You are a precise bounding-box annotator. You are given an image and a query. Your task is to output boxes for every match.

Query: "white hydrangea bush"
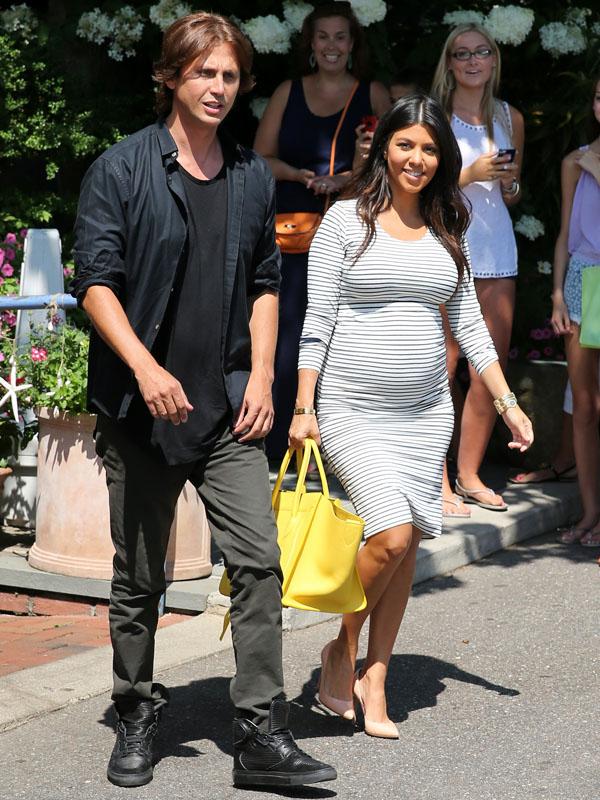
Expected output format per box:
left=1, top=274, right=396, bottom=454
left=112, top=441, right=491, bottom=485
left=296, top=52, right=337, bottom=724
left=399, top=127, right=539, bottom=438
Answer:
left=564, top=7, right=592, bottom=28
left=282, top=1, right=313, bottom=33
left=109, top=7, right=145, bottom=61
left=349, top=0, right=387, bottom=27
left=539, top=21, right=587, bottom=57
left=241, top=15, right=292, bottom=54
left=537, top=260, right=552, bottom=275
left=149, top=0, right=192, bottom=31
left=442, top=10, right=485, bottom=27
left=485, top=6, right=534, bottom=46
left=0, top=3, right=38, bottom=41
left=250, top=96, right=270, bottom=120
left=515, top=215, right=545, bottom=241
left=77, top=6, right=144, bottom=61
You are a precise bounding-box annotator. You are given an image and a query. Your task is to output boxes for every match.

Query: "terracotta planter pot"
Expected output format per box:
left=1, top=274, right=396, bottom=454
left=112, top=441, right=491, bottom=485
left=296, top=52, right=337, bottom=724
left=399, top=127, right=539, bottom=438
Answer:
left=28, top=409, right=212, bottom=580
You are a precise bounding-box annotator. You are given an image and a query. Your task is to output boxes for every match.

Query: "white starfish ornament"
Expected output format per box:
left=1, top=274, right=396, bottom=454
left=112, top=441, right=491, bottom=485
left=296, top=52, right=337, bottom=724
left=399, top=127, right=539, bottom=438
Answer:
left=0, top=361, right=32, bottom=422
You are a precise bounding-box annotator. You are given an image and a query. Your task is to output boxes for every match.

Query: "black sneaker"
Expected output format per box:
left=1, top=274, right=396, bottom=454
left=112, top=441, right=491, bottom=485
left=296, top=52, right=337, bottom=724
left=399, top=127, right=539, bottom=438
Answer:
left=107, top=700, right=160, bottom=788
left=233, top=699, right=337, bottom=787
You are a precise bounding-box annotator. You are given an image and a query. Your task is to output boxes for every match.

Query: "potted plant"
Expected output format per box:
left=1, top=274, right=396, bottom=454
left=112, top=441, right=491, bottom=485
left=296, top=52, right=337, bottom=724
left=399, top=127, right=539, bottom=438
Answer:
left=4, top=300, right=212, bottom=581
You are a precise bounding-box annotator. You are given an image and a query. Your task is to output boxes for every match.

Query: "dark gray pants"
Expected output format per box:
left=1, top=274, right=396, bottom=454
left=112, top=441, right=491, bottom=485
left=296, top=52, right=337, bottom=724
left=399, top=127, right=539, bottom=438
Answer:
left=95, top=415, right=284, bottom=727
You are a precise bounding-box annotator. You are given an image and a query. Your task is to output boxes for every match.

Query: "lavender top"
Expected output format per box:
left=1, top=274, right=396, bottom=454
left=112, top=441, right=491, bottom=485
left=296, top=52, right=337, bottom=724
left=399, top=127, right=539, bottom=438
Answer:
left=568, top=146, right=600, bottom=262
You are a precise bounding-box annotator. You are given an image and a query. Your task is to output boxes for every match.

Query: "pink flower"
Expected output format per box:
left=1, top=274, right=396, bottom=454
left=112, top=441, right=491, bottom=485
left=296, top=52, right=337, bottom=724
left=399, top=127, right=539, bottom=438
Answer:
left=508, top=347, right=519, bottom=360
left=530, top=329, right=544, bottom=341
left=5, top=248, right=15, bottom=261
left=0, top=248, right=4, bottom=265
left=19, top=229, right=27, bottom=239
left=3, top=312, right=16, bottom=327
left=0, top=353, right=4, bottom=362
left=1, top=264, right=14, bottom=277
left=527, top=349, right=541, bottom=360
left=543, top=346, right=554, bottom=356
left=541, top=328, right=553, bottom=340
left=4, top=233, right=16, bottom=244
left=31, top=346, right=48, bottom=362
left=63, top=266, right=73, bottom=277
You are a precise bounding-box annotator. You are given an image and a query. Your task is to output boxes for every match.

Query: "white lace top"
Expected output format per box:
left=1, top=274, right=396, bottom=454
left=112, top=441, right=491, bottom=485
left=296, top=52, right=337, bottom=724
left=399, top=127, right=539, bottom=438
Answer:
left=451, top=102, right=518, bottom=279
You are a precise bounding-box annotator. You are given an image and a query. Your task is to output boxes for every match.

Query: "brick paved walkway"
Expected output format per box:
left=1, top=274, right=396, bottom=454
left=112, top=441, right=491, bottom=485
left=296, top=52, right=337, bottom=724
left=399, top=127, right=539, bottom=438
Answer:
left=0, top=608, right=189, bottom=677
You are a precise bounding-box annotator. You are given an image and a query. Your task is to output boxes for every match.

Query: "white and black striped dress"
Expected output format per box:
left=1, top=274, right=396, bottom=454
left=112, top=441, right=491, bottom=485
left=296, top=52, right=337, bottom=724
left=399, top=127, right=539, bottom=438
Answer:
left=298, top=199, right=498, bottom=539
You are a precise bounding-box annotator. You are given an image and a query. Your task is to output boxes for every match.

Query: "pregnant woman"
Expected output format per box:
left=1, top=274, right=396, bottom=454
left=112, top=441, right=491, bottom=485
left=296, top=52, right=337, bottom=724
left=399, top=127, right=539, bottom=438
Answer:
left=289, top=95, right=532, bottom=737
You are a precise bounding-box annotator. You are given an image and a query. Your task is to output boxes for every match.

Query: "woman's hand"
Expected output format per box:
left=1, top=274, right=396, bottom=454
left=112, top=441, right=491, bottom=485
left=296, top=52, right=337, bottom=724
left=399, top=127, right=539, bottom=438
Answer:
left=295, top=168, right=316, bottom=186
left=464, top=152, right=517, bottom=185
left=503, top=406, right=534, bottom=452
left=289, top=413, right=321, bottom=449
left=354, top=123, right=374, bottom=164
left=551, top=294, right=572, bottom=336
left=575, top=149, right=600, bottom=183
left=306, top=174, right=348, bottom=195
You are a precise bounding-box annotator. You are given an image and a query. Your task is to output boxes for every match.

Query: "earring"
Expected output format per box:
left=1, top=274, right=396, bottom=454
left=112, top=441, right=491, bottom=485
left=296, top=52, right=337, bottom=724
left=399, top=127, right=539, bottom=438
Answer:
left=444, top=69, right=455, bottom=91
left=309, top=52, right=316, bottom=69
left=347, top=52, right=353, bottom=70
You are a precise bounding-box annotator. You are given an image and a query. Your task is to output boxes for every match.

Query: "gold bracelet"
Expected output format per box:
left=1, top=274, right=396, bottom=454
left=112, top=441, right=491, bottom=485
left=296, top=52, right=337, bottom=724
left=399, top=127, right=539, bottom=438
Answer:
left=293, top=407, right=316, bottom=415
left=493, top=392, right=518, bottom=415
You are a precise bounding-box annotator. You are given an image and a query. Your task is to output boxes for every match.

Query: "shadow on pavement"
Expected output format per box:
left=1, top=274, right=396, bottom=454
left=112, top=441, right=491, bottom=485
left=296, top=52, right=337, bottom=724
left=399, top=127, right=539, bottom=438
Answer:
left=291, top=653, right=518, bottom=735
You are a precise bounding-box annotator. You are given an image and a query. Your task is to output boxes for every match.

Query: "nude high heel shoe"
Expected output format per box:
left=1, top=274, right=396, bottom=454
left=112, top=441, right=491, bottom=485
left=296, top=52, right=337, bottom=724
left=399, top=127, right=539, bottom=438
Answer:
left=353, top=672, right=399, bottom=739
left=316, top=641, right=355, bottom=721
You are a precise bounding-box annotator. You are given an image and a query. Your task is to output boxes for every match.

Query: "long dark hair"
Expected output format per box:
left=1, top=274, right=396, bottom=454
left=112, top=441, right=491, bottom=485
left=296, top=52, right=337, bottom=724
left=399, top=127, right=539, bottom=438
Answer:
left=297, top=2, right=368, bottom=79
left=587, top=74, right=600, bottom=141
left=343, top=93, right=471, bottom=279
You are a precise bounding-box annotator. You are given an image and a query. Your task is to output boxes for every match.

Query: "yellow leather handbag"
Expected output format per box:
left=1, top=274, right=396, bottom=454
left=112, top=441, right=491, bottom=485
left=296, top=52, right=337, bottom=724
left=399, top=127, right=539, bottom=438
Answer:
left=218, top=439, right=366, bottom=637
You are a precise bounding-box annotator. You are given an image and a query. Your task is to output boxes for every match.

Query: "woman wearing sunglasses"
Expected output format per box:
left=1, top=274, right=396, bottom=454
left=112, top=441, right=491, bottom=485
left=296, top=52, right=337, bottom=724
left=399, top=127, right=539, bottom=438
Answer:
left=431, top=24, right=524, bottom=517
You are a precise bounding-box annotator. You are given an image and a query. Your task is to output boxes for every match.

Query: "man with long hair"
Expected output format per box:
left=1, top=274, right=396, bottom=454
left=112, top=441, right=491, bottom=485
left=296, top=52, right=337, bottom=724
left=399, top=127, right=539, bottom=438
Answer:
left=72, top=12, right=335, bottom=790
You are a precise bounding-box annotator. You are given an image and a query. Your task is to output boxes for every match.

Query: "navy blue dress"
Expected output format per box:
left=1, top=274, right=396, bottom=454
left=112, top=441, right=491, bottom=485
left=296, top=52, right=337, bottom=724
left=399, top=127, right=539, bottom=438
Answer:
left=266, top=78, right=372, bottom=460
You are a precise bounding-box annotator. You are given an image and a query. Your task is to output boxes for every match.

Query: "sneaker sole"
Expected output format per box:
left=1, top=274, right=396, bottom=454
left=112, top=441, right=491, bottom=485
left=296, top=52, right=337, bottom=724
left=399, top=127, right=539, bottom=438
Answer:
left=233, top=766, right=337, bottom=787
left=107, top=767, right=153, bottom=787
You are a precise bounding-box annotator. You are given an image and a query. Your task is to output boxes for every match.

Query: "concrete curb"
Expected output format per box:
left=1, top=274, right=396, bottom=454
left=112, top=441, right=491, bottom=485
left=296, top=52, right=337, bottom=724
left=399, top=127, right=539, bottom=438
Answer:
left=0, top=479, right=580, bottom=733
left=0, top=613, right=232, bottom=733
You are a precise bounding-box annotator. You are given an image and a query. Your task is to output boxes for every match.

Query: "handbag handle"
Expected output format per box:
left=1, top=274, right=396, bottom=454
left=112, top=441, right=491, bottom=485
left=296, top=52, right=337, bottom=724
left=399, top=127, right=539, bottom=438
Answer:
left=322, top=80, right=359, bottom=214
left=271, top=438, right=330, bottom=515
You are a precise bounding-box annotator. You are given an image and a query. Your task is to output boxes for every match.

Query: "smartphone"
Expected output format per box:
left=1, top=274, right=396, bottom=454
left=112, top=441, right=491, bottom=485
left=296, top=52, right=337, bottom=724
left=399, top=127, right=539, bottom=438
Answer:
left=360, top=115, right=378, bottom=133
left=497, top=147, right=516, bottom=162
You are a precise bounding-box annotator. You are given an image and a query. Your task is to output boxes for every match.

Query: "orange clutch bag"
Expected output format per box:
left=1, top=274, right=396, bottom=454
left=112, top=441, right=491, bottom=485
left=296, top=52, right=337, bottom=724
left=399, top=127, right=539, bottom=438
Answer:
left=275, top=212, right=323, bottom=254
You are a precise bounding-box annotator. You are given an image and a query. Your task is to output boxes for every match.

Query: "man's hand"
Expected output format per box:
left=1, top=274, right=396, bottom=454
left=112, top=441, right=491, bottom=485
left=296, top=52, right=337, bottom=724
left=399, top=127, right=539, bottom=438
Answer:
left=135, top=360, right=193, bottom=425
left=233, top=368, right=274, bottom=442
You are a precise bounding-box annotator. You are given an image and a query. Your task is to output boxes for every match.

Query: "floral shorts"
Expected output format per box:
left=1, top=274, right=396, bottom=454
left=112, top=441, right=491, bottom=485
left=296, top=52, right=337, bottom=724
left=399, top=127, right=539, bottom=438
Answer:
left=564, top=253, right=597, bottom=324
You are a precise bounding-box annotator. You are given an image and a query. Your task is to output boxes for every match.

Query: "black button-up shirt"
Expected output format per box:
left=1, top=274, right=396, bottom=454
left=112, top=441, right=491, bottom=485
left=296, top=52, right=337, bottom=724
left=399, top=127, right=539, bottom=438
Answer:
left=71, top=120, right=281, bottom=422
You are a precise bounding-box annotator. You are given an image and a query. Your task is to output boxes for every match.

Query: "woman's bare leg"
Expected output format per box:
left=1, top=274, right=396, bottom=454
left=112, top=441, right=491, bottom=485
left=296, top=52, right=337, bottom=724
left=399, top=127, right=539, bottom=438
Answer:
left=321, top=523, right=415, bottom=703
left=441, top=307, right=469, bottom=516
left=565, top=328, right=600, bottom=533
left=358, top=527, right=421, bottom=723
left=457, top=278, right=515, bottom=505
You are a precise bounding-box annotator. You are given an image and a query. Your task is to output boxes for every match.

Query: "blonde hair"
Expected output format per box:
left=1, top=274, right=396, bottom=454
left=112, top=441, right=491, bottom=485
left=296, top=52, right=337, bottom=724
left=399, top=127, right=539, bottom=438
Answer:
left=431, top=23, right=507, bottom=145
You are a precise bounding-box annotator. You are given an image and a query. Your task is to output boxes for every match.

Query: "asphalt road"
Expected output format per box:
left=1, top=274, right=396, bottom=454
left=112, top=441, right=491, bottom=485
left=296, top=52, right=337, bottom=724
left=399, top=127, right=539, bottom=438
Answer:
left=2, top=532, right=599, bottom=800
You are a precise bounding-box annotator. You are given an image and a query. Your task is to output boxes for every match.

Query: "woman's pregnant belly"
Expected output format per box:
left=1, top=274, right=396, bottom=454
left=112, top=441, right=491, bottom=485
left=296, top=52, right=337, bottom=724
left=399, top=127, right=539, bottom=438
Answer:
left=318, top=302, right=449, bottom=412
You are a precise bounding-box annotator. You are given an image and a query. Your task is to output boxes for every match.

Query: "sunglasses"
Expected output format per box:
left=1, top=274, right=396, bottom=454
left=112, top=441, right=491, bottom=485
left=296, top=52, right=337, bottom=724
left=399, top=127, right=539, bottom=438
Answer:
left=451, top=47, right=493, bottom=61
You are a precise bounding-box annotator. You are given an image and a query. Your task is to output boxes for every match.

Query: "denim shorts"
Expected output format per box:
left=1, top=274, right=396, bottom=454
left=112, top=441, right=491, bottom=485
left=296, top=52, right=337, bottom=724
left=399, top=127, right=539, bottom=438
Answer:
left=564, top=253, right=598, bottom=324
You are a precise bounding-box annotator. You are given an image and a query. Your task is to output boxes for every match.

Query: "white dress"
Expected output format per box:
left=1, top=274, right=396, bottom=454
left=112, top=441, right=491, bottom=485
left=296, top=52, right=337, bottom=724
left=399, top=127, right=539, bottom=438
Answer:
left=298, top=200, right=498, bottom=539
left=451, top=102, right=518, bottom=278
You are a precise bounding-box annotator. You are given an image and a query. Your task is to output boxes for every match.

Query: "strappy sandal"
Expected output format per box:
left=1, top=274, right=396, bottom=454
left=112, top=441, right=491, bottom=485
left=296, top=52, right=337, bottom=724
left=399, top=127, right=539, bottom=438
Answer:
left=455, top=479, right=508, bottom=512
left=442, top=495, right=471, bottom=519
left=580, top=529, right=600, bottom=548
left=558, top=526, right=590, bottom=544
left=508, top=463, right=577, bottom=484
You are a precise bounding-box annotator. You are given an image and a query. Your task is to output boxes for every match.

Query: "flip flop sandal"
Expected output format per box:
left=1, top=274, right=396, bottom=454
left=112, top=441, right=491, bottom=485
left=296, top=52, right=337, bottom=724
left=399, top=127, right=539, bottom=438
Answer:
left=508, top=463, right=577, bottom=484
left=442, top=495, right=472, bottom=519
left=558, top=526, right=590, bottom=544
left=455, top=479, right=508, bottom=512
left=580, top=530, right=600, bottom=548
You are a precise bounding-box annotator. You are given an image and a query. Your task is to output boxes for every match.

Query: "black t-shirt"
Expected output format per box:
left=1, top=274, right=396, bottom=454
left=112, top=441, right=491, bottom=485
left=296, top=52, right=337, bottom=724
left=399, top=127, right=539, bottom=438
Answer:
left=128, top=161, right=230, bottom=465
